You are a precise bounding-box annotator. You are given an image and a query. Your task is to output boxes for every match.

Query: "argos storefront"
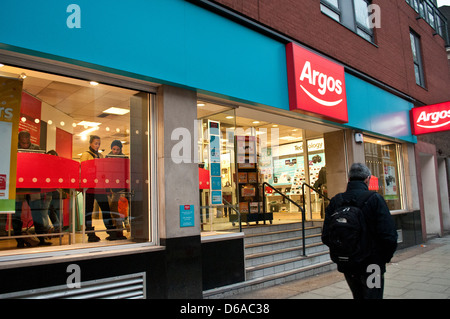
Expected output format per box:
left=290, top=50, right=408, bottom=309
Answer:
left=0, top=0, right=425, bottom=298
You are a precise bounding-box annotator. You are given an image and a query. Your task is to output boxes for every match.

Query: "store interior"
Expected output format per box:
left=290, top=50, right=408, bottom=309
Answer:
left=197, top=101, right=339, bottom=233
left=0, top=65, right=147, bottom=252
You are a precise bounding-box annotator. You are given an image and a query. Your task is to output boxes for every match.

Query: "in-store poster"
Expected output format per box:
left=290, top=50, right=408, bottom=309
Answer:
left=0, top=77, right=23, bottom=213
left=208, top=120, right=222, bottom=205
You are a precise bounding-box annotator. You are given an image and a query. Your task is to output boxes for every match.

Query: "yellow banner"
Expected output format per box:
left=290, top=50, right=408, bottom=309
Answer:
left=0, top=77, right=23, bottom=213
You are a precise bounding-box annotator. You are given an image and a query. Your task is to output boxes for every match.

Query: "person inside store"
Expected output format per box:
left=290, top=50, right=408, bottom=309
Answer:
left=14, top=130, right=52, bottom=247
left=322, top=163, right=398, bottom=299
left=18, top=130, right=40, bottom=150
left=106, top=139, right=127, bottom=158
left=105, top=140, right=128, bottom=238
left=42, top=150, right=64, bottom=236
left=313, top=166, right=328, bottom=218
left=80, top=135, right=125, bottom=242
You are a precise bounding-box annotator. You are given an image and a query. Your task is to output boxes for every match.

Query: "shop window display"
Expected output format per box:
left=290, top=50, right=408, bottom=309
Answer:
left=197, top=101, right=328, bottom=232
left=0, top=65, right=151, bottom=252
left=364, top=136, right=403, bottom=211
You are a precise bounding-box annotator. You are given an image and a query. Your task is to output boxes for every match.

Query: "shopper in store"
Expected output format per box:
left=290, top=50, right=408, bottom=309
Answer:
left=105, top=140, right=128, bottom=239
left=321, top=163, right=398, bottom=299
left=42, top=150, right=65, bottom=236
left=18, top=130, right=40, bottom=150
left=313, top=166, right=328, bottom=218
left=80, top=135, right=124, bottom=242
left=14, top=131, right=52, bottom=247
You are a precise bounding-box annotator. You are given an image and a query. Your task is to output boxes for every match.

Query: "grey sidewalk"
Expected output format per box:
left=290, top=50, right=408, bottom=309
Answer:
left=229, top=235, right=450, bottom=299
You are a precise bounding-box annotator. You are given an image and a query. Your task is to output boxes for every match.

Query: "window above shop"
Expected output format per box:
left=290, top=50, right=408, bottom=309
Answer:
left=405, top=0, right=448, bottom=42
left=320, top=0, right=375, bottom=43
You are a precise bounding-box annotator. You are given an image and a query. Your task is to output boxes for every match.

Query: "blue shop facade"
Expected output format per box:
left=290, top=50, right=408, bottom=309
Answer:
left=0, top=0, right=426, bottom=298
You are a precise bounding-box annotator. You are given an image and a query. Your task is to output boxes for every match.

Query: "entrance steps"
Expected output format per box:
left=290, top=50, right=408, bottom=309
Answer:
left=203, top=221, right=335, bottom=299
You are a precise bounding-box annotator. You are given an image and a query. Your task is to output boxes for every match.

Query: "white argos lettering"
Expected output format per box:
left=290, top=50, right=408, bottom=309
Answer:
left=416, top=110, right=450, bottom=128
left=299, top=61, right=343, bottom=96
left=0, top=107, right=13, bottom=120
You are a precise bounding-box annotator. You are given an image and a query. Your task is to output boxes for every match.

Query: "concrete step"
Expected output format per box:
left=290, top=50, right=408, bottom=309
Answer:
left=245, top=241, right=327, bottom=267
left=241, top=221, right=320, bottom=236
left=202, top=220, right=333, bottom=299
left=203, top=259, right=336, bottom=299
left=244, top=226, right=322, bottom=246
left=246, top=250, right=331, bottom=280
left=244, top=232, right=323, bottom=256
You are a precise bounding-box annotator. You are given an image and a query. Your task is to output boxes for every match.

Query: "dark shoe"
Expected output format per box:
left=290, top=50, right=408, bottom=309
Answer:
left=16, top=239, right=26, bottom=248
left=87, top=233, right=101, bottom=242
left=106, top=231, right=126, bottom=241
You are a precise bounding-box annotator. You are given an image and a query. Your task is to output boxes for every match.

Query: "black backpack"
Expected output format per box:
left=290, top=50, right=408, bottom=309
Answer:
left=324, top=191, right=375, bottom=270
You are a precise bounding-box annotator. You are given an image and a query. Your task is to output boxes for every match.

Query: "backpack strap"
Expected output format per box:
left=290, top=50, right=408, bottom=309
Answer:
left=334, top=191, right=375, bottom=209
left=355, top=191, right=376, bottom=209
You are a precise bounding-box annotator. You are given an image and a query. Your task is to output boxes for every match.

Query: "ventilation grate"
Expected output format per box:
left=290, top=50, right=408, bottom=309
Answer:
left=0, top=272, right=146, bottom=299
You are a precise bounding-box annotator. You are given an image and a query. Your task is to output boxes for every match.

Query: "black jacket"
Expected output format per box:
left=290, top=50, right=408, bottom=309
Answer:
left=322, top=180, right=398, bottom=273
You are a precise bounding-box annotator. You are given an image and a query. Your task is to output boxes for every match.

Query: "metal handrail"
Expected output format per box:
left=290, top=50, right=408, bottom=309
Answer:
left=223, top=197, right=242, bottom=232
left=262, top=182, right=307, bottom=256
left=301, top=183, right=330, bottom=221
left=199, top=199, right=242, bottom=233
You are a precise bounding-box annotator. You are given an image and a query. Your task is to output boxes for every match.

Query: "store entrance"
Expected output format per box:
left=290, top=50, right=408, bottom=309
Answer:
left=197, top=101, right=340, bottom=233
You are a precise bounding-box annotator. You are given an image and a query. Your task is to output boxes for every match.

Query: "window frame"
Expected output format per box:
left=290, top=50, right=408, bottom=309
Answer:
left=320, top=0, right=375, bottom=43
left=0, top=50, right=160, bottom=261
left=409, top=30, right=426, bottom=88
left=363, top=136, right=407, bottom=213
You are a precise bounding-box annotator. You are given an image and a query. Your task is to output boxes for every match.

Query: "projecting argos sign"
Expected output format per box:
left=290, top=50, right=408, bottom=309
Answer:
left=286, top=43, right=348, bottom=123
left=411, top=101, right=450, bottom=135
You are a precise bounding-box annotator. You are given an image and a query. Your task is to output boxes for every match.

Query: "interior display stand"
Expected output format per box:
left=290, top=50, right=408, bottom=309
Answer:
left=235, top=136, right=273, bottom=225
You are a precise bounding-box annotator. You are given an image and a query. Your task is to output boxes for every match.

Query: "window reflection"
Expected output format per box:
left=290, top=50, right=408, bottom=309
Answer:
left=0, top=65, right=150, bottom=251
left=364, top=136, right=403, bottom=211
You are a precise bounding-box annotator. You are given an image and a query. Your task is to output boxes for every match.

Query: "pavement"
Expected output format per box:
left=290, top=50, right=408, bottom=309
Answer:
left=229, top=234, right=450, bottom=299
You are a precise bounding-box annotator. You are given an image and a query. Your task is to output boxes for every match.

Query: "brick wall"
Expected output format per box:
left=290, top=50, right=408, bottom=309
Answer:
left=212, top=0, right=450, bottom=106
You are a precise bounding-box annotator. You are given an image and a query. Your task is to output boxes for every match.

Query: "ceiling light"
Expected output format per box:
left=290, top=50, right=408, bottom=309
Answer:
left=197, top=103, right=205, bottom=107
left=226, top=116, right=234, bottom=119
left=90, top=81, right=99, bottom=86
left=279, top=136, right=298, bottom=140
left=253, top=121, right=260, bottom=124
left=77, top=121, right=101, bottom=127
left=0, top=64, right=4, bottom=68
left=102, top=107, right=130, bottom=115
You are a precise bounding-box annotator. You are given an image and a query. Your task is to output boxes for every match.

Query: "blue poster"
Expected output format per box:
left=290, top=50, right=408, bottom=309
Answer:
left=210, top=135, right=220, bottom=163
left=210, top=162, right=221, bottom=177
left=180, top=205, right=195, bottom=227
left=211, top=191, right=223, bottom=205
left=211, top=176, right=222, bottom=190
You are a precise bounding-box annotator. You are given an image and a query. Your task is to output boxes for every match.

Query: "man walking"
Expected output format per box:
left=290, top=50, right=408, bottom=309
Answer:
left=322, top=163, right=398, bottom=299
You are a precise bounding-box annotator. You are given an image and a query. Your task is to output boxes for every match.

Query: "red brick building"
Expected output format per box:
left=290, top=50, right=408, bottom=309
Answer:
left=206, top=0, right=450, bottom=236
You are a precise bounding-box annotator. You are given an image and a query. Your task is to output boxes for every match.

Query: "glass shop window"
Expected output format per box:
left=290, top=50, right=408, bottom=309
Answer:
left=0, top=65, right=151, bottom=253
left=364, top=136, right=404, bottom=211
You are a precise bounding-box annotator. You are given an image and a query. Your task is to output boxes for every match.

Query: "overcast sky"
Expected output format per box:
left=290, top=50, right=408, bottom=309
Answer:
left=437, top=0, right=450, bottom=6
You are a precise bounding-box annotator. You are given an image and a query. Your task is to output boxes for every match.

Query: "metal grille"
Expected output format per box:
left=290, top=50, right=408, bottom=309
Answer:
left=0, top=272, right=146, bottom=299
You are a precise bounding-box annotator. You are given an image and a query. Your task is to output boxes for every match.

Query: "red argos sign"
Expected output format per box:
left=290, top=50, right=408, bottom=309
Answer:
left=411, top=101, right=450, bottom=135
left=286, top=43, right=348, bottom=123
